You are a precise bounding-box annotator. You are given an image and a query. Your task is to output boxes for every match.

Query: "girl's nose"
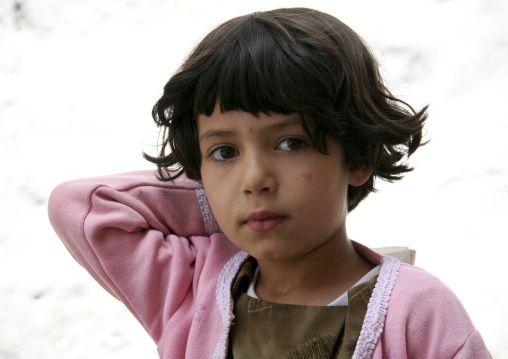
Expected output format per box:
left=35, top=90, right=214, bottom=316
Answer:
left=240, top=153, right=277, bottom=195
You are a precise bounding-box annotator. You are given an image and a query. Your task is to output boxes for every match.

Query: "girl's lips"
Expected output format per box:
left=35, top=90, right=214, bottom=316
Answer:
left=244, top=211, right=288, bottom=232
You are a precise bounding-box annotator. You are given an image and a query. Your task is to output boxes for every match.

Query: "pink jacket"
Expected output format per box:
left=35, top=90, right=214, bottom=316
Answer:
left=48, top=170, right=490, bottom=358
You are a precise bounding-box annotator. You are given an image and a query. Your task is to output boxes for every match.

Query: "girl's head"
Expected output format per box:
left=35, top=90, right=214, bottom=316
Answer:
left=145, top=7, right=427, bottom=211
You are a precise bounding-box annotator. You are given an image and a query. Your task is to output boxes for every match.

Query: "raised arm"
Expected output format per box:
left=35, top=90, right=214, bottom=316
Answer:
left=47, top=170, right=221, bottom=342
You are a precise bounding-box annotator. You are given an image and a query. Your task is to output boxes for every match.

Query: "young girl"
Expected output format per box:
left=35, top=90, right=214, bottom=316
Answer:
left=48, top=7, right=490, bottom=358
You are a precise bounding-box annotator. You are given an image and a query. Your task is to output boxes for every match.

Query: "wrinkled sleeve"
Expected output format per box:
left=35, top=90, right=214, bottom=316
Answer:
left=48, top=170, right=215, bottom=342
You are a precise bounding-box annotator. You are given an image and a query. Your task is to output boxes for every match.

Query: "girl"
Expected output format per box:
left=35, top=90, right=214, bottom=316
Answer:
left=48, top=7, right=490, bottom=358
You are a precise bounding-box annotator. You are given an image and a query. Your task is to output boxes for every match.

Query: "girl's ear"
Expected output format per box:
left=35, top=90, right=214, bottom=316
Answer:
left=348, top=167, right=372, bottom=187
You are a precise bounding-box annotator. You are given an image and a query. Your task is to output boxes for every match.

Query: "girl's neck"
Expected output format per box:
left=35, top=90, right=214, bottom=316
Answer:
left=254, top=238, right=374, bottom=306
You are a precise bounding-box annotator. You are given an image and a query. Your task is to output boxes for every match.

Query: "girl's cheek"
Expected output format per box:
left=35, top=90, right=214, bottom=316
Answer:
left=300, top=172, right=312, bottom=180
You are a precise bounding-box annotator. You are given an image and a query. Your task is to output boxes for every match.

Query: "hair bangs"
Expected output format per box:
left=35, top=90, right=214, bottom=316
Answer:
left=193, top=17, right=317, bottom=117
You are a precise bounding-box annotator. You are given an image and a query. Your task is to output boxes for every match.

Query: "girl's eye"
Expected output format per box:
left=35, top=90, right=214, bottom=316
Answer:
left=210, top=146, right=239, bottom=161
left=277, top=138, right=304, bottom=151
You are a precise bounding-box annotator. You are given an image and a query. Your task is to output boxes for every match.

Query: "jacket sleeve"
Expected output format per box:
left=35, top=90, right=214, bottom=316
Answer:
left=47, top=170, right=218, bottom=343
left=452, top=330, right=492, bottom=359
left=374, top=263, right=491, bottom=359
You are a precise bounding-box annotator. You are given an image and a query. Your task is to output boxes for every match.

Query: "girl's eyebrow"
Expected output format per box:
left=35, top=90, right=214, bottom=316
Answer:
left=199, top=129, right=234, bottom=142
left=268, top=117, right=302, bottom=129
left=199, top=117, right=302, bottom=142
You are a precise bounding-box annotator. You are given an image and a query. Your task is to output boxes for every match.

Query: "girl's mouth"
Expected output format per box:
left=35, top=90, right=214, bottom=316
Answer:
left=244, top=211, right=288, bottom=232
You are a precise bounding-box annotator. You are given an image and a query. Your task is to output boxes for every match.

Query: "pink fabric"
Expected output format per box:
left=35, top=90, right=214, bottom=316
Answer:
left=48, top=170, right=491, bottom=358
left=353, top=255, right=400, bottom=359
left=48, top=171, right=242, bottom=358
left=372, top=264, right=491, bottom=359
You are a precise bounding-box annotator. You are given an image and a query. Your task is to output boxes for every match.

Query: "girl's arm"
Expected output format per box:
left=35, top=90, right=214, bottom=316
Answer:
left=48, top=170, right=218, bottom=343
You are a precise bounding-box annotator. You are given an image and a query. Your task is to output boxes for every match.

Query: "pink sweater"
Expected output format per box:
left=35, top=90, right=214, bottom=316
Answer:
left=48, top=170, right=490, bottom=358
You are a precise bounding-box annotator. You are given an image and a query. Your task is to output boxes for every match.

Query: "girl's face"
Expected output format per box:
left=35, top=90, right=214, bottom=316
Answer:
left=198, top=107, right=367, bottom=263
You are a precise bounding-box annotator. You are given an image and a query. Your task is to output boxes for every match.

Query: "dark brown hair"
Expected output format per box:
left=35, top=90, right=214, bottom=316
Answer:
left=144, top=7, right=427, bottom=211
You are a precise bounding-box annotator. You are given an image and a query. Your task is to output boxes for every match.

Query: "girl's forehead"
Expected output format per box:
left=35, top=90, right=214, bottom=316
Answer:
left=197, top=111, right=304, bottom=139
